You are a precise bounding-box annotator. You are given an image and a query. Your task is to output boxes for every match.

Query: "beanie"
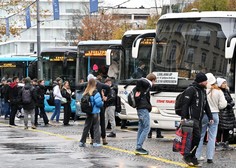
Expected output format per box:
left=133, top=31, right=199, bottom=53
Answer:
left=93, top=64, right=98, bottom=71
left=216, top=77, right=226, bottom=87
left=87, top=74, right=96, bottom=82
left=195, top=72, right=207, bottom=83
left=205, top=73, right=216, bottom=85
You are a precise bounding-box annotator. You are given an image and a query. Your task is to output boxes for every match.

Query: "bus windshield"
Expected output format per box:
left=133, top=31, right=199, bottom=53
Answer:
left=135, top=18, right=234, bottom=91
left=41, top=47, right=77, bottom=87
left=76, top=40, right=121, bottom=84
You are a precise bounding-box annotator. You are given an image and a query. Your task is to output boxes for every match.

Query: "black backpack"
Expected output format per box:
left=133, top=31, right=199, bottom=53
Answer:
left=81, top=93, right=93, bottom=114
left=47, top=90, right=55, bottom=106
left=175, top=87, right=196, bottom=116
left=127, top=87, right=137, bottom=108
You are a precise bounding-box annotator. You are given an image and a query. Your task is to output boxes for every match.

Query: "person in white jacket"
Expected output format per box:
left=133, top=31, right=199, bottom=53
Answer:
left=196, top=73, right=227, bottom=164
left=50, top=77, right=63, bottom=123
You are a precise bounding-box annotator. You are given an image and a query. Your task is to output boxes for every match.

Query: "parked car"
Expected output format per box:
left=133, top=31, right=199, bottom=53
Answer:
left=44, top=94, right=76, bottom=113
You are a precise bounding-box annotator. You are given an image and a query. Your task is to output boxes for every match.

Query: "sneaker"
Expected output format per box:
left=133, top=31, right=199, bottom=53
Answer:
left=182, top=156, right=194, bottom=166
left=31, top=125, right=36, bottom=129
left=79, top=142, right=86, bottom=147
left=121, top=126, right=127, bottom=129
left=207, top=159, right=213, bottom=163
left=24, top=126, right=28, bottom=130
left=93, top=143, right=102, bottom=147
left=107, top=132, right=116, bottom=138
left=135, top=148, right=149, bottom=155
left=191, top=157, right=199, bottom=166
left=222, top=141, right=234, bottom=151
left=198, top=156, right=205, bottom=161
left=148, top=134, right=152, bottom=138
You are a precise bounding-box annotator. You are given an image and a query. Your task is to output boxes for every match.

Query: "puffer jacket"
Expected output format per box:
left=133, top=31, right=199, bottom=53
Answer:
left=219, top=88, right=236, bottom=130
left=90, top=90, right=103, bottom=114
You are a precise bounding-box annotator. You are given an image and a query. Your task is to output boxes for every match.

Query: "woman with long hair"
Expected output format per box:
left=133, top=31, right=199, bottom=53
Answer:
left=61, top=81, right=72, bottom=126
left=79, top=78, right=103, bottom=147
left=196, top=73, right=227, bottom=164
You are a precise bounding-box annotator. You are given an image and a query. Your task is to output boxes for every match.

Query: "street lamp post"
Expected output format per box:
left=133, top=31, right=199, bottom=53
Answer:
left=37, top=0, right=43, bottom=79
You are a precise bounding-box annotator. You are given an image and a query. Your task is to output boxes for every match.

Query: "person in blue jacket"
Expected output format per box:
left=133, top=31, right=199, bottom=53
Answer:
left=79, top=78, right=104, bottom=147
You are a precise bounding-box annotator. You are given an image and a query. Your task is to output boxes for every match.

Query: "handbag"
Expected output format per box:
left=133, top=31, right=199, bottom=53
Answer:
left=173, top=119, right=194, bottom=155
left=60, top=97, right=67, bottom=104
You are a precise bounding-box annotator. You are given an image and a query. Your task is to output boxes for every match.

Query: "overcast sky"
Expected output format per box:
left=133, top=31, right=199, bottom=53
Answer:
left=100, top=0, right=173, bottom=8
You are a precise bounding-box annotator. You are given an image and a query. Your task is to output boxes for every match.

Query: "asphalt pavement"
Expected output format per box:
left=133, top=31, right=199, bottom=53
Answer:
left=0, top=113, right=236, bottom=168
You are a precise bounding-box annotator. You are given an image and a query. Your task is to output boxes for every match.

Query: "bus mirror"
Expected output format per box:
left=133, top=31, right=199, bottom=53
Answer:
left=225, top=37, right=236, bottom=59
left=106, top=49, right=112, bottom=65
left=132, top=38, right=142, bottom=58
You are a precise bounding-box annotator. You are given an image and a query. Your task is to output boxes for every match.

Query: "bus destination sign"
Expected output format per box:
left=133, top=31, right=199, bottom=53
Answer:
left=84, top=50, right=106, bottom=57
left=0, top=63, right=16, bottom=68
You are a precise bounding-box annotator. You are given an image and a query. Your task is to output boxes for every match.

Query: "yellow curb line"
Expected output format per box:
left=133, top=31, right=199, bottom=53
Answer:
left=1, top=122, right=188, bottom=167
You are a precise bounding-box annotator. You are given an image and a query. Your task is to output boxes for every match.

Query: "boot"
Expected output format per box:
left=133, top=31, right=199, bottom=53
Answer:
left=102, top=138, right=108, bottom=145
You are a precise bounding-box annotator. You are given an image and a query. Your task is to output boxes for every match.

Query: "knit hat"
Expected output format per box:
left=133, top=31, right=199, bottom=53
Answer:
left=195, top=72, right=207, bottom=83
left=216, top=77, right=226, bottom=87
left=93, top=64, right=98, bottom=71
left=205, top=73, right=216, bottom=85
left=87, top=74, right=96, bottom=81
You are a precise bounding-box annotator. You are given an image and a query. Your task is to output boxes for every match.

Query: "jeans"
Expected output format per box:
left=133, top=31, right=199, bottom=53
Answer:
left=3, top=101, right=10, bottom=118
left=136, top=109, right=150, bottom=149
left=196, top=113, right=219, bottom=160
left=50, top=99, right=61, bottom=122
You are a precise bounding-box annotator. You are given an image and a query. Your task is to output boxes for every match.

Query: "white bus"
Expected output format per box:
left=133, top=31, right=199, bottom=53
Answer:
left=108, top=12, right=236, bottom=133
left=76, top=40, right=121, bottom=84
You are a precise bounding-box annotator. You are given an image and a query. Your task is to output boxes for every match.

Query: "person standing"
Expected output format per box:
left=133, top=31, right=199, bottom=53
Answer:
left=8, top=76, right=21, bottom=126
left=195, top=73, right=227, bottom=164
left=181, top=72, right=213, bottom=166
left=35, top=80, right=50, bottom=126
left=87, top=74, right=110, bottom=145
left=2, top=78, right=11, bottom=119
left=132, top=61, right=147, bottom=79
left=50, top=77, right=63, bottom=123
left=216, top=77, right=236, bottom=150
left=134, top=73, right=156, bottom=155
left=79, top=78, right=103, bottom=147
left=19, top=77, right=38, bottom=129
left=103, top=78, right=117, bottom=138
left=61, top=81, right=72, bottom=126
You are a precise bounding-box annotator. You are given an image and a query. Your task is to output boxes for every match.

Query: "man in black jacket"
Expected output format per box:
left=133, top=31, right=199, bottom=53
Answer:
left=181, top=72, right=213, bottom=166
left=134, top=73, right=156, bottom=155
left=8, top=76, right=21, bottom=126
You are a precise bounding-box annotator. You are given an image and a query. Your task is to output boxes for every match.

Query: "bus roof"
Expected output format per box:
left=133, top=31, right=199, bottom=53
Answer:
left=160, top=11, right=236, bottom=20
left=78, top=40, right=121, bottom=46
left=41, top=46, right=77, bottom=53
left=0, top=56, right=37, bottom=62
left=123, top=29, right=155, bottom=36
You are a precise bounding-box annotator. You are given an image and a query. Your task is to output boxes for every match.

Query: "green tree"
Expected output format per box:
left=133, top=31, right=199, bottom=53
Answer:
left=199, top=0, right=227, bottom=11
left=146, top=15, right=160, bottom=29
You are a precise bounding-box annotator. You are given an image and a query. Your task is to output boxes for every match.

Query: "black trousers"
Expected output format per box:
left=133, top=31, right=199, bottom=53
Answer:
left=35, top=106, right=49, bottom=125
left=90, top=106, right=106, bottom=139
left=9, top=104, right=18, bottom=125
left=63, top=103, right=71, bottom=125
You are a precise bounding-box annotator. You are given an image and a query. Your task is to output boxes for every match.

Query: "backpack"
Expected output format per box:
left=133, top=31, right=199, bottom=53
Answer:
left=22, top=87, right=32, bottom=104
left=175, top=86, right=196, bottom=116
left=80, top=93, right=93, bottom=114
left=47, top=90, right=55, bottom=106
left=127, top=87, right=137, bottom=108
